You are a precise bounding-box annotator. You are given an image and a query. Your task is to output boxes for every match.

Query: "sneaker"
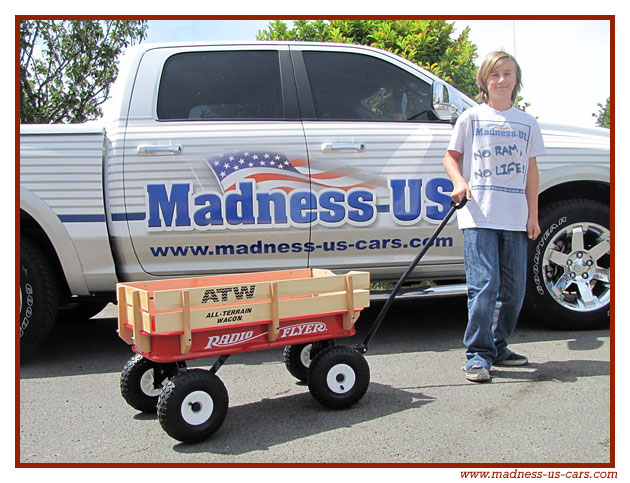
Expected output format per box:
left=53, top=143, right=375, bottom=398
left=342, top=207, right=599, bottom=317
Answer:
left=463, top=365, right=491, bottom=382
left=494, top=352, right=528, bottom=366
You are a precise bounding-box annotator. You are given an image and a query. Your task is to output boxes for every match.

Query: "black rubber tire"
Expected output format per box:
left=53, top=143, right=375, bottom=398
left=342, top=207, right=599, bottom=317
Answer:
left=157, top=369, right=228, bottom=443
left=525, top=199, right=610, bottom=330
left=307, top=345, right=370, bottom=409
left=283, top=343, right=313, bottom=382
left=19, top=237, right=59, bottom=360
left=120, top=354, right=181, bottom=412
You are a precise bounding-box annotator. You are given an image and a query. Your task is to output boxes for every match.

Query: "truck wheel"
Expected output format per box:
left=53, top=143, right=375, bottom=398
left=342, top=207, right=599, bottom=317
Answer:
left=19, top=237, right=59, bottom=359
left=307, top=346, right=370, bottom=409
left=120, top=354, right=182, bottom=412
left=525, top=199, right=610, bottom=330
left=283, top=343, right=313, bottom=382
left=157, top=369, right=228, bottom=443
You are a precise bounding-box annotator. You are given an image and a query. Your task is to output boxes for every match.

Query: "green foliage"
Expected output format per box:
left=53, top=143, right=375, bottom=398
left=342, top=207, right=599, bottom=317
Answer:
left=593, top=97, right=610, bottom=128
left=513, top=95, right=531, bottom=112
left=257, top=19, right=479, bottom=99
left=20, top=20, right=148, bottom=124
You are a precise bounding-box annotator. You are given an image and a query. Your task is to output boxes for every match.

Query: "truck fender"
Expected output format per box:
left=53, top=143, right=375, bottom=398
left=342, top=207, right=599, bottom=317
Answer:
left=20, top=186, right=90, bottom=295
left=539, top=164, right=610, bottom=193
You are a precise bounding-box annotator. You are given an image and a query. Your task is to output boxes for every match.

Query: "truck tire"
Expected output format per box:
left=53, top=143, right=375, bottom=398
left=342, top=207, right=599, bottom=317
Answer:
left=525, top=199, right=610, bottom=330
left=19, top=237, right=59, bottom=359
left=307, top=345, right=370, bottom=409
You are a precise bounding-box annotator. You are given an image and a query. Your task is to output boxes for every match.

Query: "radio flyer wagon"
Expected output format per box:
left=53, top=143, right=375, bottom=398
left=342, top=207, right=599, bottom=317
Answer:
left=117, top=268, right=371, bottom=442
left=117, top=200, right=465, bottom=443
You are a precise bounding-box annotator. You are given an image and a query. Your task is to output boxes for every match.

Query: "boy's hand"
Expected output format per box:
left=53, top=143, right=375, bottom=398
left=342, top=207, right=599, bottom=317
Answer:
left=527, top=216, right=541, bottom=240
left=451, top=181, right=471, bottom=204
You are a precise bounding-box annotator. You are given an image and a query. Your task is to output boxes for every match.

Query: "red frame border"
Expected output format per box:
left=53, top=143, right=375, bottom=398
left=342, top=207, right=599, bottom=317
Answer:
left=15, top=15, right=615, bottom=469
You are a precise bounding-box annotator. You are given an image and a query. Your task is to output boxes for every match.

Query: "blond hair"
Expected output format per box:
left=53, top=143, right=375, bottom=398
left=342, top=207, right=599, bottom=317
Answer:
left=476, top=51, right=522, bottom=105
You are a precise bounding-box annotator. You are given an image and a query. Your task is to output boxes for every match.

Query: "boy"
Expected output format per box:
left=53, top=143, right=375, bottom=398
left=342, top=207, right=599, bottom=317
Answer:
left=443, top=51, right=546, bottom=382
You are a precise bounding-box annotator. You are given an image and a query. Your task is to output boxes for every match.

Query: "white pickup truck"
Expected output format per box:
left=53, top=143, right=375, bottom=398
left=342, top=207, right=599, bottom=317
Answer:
left=19, top=41, right=610, bottom=358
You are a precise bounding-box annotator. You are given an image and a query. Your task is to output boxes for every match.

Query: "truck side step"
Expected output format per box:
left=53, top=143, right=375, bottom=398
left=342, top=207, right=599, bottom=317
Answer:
left=370, top=283, right=468, bottom=301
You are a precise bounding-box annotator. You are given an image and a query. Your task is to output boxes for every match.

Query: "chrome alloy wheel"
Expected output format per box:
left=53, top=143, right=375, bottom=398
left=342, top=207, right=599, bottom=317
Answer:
left=542, top=221, right=610, bottom=312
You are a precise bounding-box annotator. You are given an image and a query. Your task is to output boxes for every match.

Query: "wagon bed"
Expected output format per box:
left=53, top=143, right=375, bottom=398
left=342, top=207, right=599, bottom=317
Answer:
left=117, top=268, right=370, bottom=362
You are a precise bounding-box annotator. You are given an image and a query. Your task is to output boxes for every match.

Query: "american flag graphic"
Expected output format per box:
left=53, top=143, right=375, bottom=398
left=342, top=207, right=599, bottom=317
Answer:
left=207, top=151, right=378, bottom=194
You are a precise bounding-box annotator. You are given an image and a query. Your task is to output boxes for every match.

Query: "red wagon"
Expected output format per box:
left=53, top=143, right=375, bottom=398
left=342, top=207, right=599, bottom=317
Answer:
left=117, top=268, right=371, bottom=443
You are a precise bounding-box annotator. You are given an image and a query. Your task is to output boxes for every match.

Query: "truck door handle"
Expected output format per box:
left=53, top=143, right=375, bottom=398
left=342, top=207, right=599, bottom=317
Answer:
left=137, top=144, right=183, bottom=155
left=321, top=143, right=365, bottom=152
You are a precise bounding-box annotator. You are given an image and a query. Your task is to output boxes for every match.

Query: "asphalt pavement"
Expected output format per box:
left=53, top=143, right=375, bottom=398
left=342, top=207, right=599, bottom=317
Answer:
left=18, top=297, right=611, bottom=465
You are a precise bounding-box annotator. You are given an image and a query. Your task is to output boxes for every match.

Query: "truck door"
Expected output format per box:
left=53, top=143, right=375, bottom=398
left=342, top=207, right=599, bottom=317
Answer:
left=122, top=46, right=311, bottom=277
left=291, top=46, right=464, bottom=280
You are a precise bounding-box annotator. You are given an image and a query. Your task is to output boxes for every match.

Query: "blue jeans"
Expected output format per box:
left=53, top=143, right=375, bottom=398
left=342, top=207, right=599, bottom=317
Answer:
left=463, top=228, right=528, bottom=370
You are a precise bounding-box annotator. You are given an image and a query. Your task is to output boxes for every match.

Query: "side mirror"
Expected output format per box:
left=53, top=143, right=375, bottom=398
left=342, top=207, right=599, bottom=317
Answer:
left=432, top=82, right=461, bottom=123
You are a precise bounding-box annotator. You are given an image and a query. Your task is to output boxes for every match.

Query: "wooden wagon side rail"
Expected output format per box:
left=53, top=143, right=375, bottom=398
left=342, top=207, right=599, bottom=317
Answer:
left=117, top=269, right=370, bottom=354
left=117, top=285, right=152, bottom=353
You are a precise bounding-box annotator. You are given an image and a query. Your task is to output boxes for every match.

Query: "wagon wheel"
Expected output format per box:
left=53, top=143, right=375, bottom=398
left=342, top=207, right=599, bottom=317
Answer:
left=120, top=354, right=183, bottom=412
left=283, top=343, right=313, bottom=382
left=307, top=345, right=370, bottom=409
left=157, top=369, right=228, bottom=443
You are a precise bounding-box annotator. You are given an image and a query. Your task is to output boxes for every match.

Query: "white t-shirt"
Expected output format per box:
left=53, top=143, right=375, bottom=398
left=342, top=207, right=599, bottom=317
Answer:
left=447, top=104, right=546, bottom=231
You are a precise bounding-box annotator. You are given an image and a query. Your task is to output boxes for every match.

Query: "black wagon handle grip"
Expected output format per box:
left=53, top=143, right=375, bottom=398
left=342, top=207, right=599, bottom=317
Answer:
left=450, top=197, right=468, bottom=209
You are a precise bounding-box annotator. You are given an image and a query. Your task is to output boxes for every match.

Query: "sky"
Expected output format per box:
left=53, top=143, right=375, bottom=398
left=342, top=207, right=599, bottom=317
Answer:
left=143, top=18, right=611, bottom=128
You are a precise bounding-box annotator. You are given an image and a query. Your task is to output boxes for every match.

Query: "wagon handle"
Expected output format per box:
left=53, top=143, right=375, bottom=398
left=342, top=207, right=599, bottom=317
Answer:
left=355, top=198, right=466, bottom=354
left=450, top=197, right=468, bottom=209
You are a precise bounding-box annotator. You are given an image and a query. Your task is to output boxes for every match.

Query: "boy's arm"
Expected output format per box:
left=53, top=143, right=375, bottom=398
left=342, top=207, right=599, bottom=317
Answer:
left=443, top=150, right=471, bottom=203
left=525, top=156, right=541, bottom=240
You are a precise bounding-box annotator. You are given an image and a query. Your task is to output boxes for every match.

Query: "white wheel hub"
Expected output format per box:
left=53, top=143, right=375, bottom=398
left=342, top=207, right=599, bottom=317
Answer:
left=326, top=363, right=356, bottom=394
left=140, top=369, right=166, bottom=397
left=300, top=344, right=312, bottom=368
left=181, top=390, right=214, bottom=425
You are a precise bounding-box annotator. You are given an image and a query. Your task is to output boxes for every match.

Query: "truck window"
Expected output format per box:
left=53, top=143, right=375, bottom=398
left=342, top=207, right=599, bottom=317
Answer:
left=302, top=51, right=433, bottom=121
left=157, top=51, right=284, bottom=121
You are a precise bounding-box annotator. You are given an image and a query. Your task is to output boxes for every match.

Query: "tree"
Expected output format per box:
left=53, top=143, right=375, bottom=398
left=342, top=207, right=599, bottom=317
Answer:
left=593, top=97, right=610, bottom=128
left=20, top=20, right=148, bottom=124
left=514, top=95, right=530, bottom=113
left=257, top=20, right=479, bottom=99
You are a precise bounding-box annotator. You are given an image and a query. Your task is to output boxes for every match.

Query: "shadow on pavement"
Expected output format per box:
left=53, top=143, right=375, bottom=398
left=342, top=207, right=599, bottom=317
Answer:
left=168, top=381, right=435, bottom=455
